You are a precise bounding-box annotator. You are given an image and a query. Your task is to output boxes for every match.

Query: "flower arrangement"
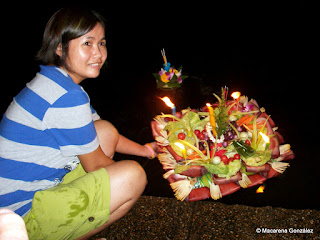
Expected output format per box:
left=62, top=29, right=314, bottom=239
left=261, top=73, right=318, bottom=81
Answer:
left=153, top=49, right=188, bottom=89
left=151, top=87, right=295, bottom=201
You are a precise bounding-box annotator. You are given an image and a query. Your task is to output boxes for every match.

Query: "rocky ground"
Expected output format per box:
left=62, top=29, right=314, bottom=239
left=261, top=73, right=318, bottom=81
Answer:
left=90, top=196, right=320, bottom=240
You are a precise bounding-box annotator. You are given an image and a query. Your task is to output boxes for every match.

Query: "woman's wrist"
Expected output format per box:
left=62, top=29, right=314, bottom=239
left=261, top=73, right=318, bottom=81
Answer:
left=144, top=143, right=157, bottom=159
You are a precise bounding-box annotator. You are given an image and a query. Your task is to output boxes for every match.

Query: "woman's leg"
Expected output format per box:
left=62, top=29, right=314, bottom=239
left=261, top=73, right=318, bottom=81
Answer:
left=104, top=160, right=147, bottom=226
left=76, top=160, right=147, bottom=240
left=74, top=120, right=149, bottom=239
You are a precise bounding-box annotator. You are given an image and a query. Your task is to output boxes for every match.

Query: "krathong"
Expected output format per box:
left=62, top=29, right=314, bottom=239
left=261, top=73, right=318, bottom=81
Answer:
left=153, top=49, right=188, bottom=89
left=151, top=87, right=295, bottom=201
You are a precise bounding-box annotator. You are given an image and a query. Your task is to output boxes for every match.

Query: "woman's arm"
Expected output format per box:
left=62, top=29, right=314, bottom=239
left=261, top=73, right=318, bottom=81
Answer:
left=78, top=146, right=114, bottom=173
left=116, top=135, right=152, bottom=158
left=79, top=119, right=158, bottom=173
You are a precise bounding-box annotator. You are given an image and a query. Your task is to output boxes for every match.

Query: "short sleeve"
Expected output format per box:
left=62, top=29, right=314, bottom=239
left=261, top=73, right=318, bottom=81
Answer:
left=43, top=90, right=99, bottom=156
left=90, top=105, right=101, bottom=121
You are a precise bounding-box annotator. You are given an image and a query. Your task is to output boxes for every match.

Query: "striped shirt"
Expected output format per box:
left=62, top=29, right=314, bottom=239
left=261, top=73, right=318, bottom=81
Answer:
left=0, top=65, right=100, bottom=217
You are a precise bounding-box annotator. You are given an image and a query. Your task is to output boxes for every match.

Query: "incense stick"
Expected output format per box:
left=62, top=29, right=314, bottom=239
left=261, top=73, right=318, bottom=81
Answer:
left=161, top=48, right=167, bottom=67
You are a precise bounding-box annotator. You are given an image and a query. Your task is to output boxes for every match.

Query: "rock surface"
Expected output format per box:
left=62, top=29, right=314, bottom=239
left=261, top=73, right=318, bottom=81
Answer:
left=90, top=196, right=320, bottom=239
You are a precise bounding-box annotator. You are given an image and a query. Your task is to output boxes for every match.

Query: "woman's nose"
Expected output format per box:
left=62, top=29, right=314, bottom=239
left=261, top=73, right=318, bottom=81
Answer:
left=93, top=45, right=102, bottom=58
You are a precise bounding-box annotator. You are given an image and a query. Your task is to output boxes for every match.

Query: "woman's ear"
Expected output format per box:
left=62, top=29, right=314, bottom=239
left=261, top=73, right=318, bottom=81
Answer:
left=56, top=43, right=62, bottom=57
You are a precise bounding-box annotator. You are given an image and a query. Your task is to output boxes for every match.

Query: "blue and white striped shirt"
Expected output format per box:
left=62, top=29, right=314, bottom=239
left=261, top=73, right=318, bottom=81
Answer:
left=0, top=65, right=100, bottom=216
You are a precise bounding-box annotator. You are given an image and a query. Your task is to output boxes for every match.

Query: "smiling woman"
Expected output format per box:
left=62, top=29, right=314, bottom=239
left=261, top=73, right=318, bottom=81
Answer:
left=57, top=23, right=107, bottom=84
left=0, top=7, right=158, bottom=240
left=37, top=8, right=107, bottom=84
left=36, top=8, right=106, bottom=67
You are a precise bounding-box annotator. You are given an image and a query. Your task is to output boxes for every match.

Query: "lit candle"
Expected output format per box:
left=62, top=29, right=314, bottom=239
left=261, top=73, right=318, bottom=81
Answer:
left=160, top=97, right=176, bottom=116
left=231, top=91, right=241, bottom=109
left=206, top=103, right=217, bottom=136
left=231, top=91, right=241, bottom=101
left=259, top=132, right=270, bottom=150
left=174, top=142, right=187, bottom=160
left=172, top=106, right=176, bottom=116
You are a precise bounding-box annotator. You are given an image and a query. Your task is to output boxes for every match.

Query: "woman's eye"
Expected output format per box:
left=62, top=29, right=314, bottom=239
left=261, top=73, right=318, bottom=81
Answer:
left=84, top=42, right=91, bottom=46
left=99, top=41, right=106, bottom=46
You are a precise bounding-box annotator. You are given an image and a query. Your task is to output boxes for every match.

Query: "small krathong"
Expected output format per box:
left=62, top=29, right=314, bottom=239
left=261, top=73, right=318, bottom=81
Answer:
left=151, top=87, right=295, bottom=201
left=153, top=49, right=188, bottom=89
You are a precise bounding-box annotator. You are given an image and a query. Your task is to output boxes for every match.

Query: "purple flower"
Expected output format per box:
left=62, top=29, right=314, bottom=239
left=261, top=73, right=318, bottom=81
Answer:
left=166, top=71, right=174, bottom=80
left=159, top=68, right=166, bottom=76
left=243, top=104, right=254, bottom=112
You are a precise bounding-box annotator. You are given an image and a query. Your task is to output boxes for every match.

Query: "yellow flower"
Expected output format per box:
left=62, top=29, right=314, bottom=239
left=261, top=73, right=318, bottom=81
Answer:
left=161, top=73, right=170, bottom=83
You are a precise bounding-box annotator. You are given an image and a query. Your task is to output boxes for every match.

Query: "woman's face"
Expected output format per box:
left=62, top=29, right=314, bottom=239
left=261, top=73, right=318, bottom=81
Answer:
left=58, top=23, right=107, bottom=84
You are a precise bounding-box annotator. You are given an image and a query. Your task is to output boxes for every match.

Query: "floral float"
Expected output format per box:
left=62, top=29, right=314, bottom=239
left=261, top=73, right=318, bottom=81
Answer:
left=151, top=87, right=295, bottom=201
left=153, top=49, right=188, bottom=89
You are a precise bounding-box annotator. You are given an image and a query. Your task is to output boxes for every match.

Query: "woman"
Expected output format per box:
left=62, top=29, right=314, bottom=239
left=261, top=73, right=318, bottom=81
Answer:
left=0, top=8, right=157, bottom=239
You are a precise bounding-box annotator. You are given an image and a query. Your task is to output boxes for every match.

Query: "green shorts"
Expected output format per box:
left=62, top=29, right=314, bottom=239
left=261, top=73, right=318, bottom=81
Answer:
left=23, top=164, right=110, bottom=240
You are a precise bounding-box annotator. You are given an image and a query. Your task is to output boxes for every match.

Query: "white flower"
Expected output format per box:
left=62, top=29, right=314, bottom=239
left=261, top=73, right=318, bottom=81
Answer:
left=154, top=116, right=168, bottom=130
left=175, top=69, right=182, bottom=77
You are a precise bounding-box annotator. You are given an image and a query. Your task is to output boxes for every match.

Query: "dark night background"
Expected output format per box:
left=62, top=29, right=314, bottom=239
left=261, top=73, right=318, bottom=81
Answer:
left=1, top=2, right=317, bottom=210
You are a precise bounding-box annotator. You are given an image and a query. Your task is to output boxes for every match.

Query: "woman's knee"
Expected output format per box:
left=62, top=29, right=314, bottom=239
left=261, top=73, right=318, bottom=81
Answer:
left=126, top=160, right=147, bottom=187
left=118, top=160, right=147, bottom=189
left=107, top=160, right=147, bottom=195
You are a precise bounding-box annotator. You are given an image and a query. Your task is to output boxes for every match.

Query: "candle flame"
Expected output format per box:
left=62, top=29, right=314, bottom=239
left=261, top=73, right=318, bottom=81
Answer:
left=174, top=142, right=185, bottom=150
left=160, top=97, right=175, bottom=109
left=174, top=142, right=187, bottom=159
left=256, top=185, right=265, bottom=193
left=259, top=132, right=270, bottom=143
left=231, top=91, right=241, bottom=100
left=206, top=103, right=211, bottom=107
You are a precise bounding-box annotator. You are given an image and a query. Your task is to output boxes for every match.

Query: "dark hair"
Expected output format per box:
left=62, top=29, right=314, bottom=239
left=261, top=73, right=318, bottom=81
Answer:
left=36, top=8, right=106, bottom=67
